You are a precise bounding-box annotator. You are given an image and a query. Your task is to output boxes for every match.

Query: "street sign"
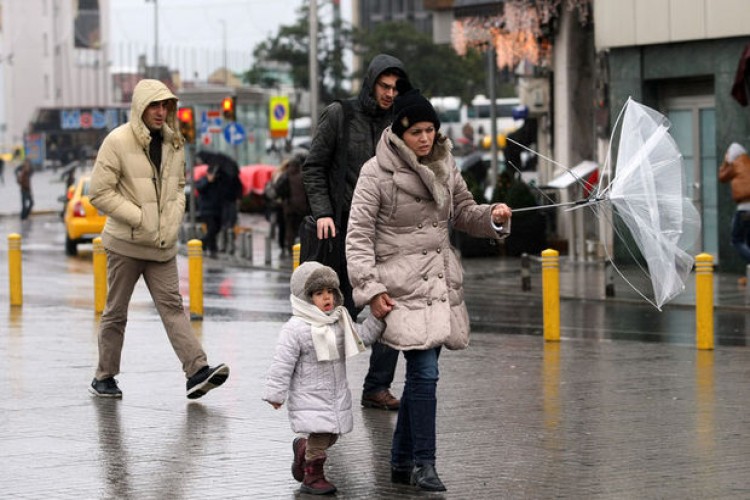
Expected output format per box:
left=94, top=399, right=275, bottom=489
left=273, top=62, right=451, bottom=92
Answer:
left=206, top=110, right=223, bottom=133
left=269, top=96, right=289, bottom=139
left=223, top=122, right=246, bottom=145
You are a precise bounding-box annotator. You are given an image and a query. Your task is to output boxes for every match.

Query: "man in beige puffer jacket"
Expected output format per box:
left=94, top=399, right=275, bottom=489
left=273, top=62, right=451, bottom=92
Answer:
left=88, top=79, right=229, bottom=399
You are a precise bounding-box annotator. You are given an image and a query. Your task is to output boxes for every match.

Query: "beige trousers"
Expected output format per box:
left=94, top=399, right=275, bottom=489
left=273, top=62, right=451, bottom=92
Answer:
left=94, top=250, right=207, bottom=381
left=306, top=433, right=339, bottom=461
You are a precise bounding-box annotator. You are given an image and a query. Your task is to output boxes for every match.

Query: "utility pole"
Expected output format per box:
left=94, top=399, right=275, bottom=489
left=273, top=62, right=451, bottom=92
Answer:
left=309, top=0, right=319, bottom=133
left=332, top=0, right=342, bottom=96
left=220, top=20, right=228, bottom=85
left=488, top=47, right=498, bottom=192
left=145, top=0, right=159, bottom=76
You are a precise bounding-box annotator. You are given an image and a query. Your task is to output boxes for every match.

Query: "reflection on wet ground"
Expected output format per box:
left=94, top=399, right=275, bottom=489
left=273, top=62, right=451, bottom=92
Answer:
left=3, top=215, right=750, bottom=497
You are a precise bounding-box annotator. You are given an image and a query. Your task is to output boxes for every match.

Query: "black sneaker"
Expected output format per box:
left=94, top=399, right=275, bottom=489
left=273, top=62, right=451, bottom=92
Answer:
left=89, top=377, right=122, bottom=398
left=186, top=364, right=230, bottom=399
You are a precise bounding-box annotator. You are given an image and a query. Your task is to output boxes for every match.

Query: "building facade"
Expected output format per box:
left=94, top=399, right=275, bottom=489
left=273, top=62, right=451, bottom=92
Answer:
left=0, top=0, right=111, bottom=152
left=595, top=0, right=750, bottom=271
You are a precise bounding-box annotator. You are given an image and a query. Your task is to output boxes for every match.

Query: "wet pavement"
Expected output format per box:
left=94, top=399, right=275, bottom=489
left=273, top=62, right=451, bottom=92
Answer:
left=2, top=169, right=750, bottom=498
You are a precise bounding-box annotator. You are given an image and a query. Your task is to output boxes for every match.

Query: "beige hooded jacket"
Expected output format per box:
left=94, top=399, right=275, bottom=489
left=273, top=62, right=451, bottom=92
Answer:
left=90, top=79, right=186, bottom=261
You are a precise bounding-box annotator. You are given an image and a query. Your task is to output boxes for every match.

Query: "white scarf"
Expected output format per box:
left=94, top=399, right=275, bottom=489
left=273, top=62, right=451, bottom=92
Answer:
left=290, top=294, right=366, bottom=361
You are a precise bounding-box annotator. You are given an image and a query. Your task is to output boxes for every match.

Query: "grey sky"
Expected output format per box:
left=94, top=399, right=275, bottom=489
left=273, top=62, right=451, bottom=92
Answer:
left=109, top=0, right=351, bottom=78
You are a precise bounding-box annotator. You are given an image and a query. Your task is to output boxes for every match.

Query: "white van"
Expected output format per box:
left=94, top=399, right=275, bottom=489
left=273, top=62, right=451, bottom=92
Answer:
left=289, top=116, right=312, bottom=149
left=429, top=96, right=463, bottom=139
left=466, top=95, right=522, bottom=136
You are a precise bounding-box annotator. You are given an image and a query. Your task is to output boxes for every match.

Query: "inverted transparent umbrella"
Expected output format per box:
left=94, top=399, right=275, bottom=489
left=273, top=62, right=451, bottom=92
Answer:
left=512, top=97, right=701, bottom=310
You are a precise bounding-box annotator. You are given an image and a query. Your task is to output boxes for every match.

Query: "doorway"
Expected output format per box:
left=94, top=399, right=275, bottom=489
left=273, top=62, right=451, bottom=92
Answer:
left=661, top=95, right=717, bottom=261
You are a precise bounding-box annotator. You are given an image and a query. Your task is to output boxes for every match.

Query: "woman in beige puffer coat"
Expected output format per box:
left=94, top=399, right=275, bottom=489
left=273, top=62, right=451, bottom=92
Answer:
left=346, top=89, right=512, bottom=492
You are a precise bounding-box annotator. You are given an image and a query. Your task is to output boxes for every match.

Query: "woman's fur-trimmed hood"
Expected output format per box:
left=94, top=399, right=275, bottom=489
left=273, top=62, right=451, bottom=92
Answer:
left=290, top=261, right=344, bottom=307
left=380, top=127, right=453, bottom=210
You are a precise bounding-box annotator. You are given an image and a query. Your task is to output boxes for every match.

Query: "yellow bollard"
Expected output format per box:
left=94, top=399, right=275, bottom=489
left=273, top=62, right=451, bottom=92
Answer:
left=8, top=233, right=22, bottom=306
left=292, top=243, right=301, bottom=270
left=188, top=239, right=204, bottom=321
left=541, top=248, right=560, bottom=342
left=695, top=253, right=714, bottom=350
left=92, top=237, right=107, bottom=314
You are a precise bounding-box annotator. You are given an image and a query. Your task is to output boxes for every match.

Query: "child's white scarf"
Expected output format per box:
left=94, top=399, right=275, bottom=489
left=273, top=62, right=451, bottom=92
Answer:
left=290, top=295, right=365, bottom=361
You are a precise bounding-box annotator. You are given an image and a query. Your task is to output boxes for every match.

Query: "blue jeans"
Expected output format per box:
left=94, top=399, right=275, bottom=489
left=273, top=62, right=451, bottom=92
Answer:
left=20, top=189, right=33, bottom=220
left=391, top=347, right=441, bottom=467
left=731, top=210, right=750, bottom=262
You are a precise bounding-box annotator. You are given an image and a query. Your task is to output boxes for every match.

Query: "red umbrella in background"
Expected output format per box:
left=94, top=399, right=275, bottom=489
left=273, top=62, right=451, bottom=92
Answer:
left=193, top=163, right=277, bottom=197
left=239, top=164, right=277, bottom=196
left=193, top=163, right=208, bottom=180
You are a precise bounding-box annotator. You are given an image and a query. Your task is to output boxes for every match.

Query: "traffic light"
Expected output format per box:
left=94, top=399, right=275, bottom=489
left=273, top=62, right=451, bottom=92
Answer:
left=222, top=96, right=236, bottom=122
left=177, top=106, right=195, bottom=144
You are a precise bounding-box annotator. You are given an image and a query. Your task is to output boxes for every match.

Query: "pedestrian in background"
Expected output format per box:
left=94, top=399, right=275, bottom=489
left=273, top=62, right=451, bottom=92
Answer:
left=263, top=261, right=385, bottom=495
left=275, top=150, right=309, bottom=255
left=195, top=163, right=223, bottom=258
left=0, top=156, right=5, bottom=184
left=15, top=159, right=33, bottom=219
left=264, top=163, right=288, bottom=256
left=218, top=158, right=242, bottom=255
left=719, top=142, right=750, bottom=277
left=346, top=89, right=512, bottom=492
left=303, top=53, right=411, bottom=412
left=88, top=79, right=229, bottom=399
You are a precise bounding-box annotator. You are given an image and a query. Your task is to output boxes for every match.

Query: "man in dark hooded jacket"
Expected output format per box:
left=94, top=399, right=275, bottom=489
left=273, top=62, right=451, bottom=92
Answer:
left=303, top=54, right=410, bottom=412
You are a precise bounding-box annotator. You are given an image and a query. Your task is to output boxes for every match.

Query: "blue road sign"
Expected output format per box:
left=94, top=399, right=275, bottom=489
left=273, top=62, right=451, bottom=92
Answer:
left=223, top=122, right=246, bottom=145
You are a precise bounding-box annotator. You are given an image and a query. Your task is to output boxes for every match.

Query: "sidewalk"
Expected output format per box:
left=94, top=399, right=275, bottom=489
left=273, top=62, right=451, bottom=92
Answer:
left=2, top=174, right=750, bottom=498
left=2, top=223, right=750, bottom=498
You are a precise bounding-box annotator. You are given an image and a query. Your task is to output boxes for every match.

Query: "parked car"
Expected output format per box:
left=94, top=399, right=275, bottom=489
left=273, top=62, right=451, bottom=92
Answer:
left=63, top=174, right=106, bottom=256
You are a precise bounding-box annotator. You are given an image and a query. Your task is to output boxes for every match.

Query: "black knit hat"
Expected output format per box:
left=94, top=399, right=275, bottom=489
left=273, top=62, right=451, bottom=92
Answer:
left=391, top=89, right=441, bottom=138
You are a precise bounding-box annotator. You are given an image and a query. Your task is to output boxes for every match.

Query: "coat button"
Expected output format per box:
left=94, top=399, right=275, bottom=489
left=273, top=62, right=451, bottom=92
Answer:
left=416, top=197, right=421, bottom=202
left=427, top=300, right=432, bottom=306
left=422, top=250, right=428, bottom=255
left=417, top=223, right=423, bottom=229
left=436, top=248, right=441, bottom=253
left=441, top=297, right=447, bottom=302
left=438, top=273, right=443, bottom=278
left=432, top=222, right=438, bottom=227
left=423, top=275, right=428, bottom=280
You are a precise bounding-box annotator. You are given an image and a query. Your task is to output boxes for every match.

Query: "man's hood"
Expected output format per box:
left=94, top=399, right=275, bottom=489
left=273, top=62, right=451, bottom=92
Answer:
left=358, top=54, right=411, bottom=116
left=129, top=79, right=182, bottom=149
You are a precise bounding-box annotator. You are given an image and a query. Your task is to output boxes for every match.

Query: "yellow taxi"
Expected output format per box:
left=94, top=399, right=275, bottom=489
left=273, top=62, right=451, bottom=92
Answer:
left=63, top=174, right=106, bottom=255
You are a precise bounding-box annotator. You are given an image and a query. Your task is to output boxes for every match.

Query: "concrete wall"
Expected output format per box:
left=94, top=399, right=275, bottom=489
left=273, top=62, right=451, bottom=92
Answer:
left=595, top=0, right=750, bottom=50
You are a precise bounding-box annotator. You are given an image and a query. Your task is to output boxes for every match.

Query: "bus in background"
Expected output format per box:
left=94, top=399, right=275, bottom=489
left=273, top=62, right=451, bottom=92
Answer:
left=467, top=95, right=522, bottom=138
left=429, top=96, right=463, bottom=140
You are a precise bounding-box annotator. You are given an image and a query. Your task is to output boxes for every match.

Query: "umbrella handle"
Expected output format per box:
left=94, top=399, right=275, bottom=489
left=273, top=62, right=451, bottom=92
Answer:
left=512, top=198, right=604, bottom=213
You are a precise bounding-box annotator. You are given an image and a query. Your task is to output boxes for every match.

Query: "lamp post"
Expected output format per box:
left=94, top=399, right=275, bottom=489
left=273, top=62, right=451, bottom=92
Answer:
left=309, top=0, right=319, bottom=133
left=219, top=20, right=227, bottom=85
left=145, top=0, right=159, bottom=75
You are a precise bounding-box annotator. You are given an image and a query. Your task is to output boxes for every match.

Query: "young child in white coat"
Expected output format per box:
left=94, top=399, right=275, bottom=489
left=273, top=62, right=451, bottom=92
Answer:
left=263, top=261, right=385, bottom=495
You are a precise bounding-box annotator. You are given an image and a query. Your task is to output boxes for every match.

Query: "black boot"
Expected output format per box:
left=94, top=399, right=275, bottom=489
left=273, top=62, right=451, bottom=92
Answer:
left=412, top=463, right=446, bottom=492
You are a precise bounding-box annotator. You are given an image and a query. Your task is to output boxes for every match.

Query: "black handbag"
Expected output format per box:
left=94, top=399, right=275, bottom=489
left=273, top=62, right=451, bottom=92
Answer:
left=298, top=215, right=342, bottom=270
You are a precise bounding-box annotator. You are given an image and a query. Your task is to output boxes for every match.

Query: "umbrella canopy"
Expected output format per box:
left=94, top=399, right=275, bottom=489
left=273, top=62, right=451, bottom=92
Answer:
left=512, top=98, right=701, bottom=310
left=597, top=98, right=701, bottom=309
left=196, top=150, right=239, bottom=178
